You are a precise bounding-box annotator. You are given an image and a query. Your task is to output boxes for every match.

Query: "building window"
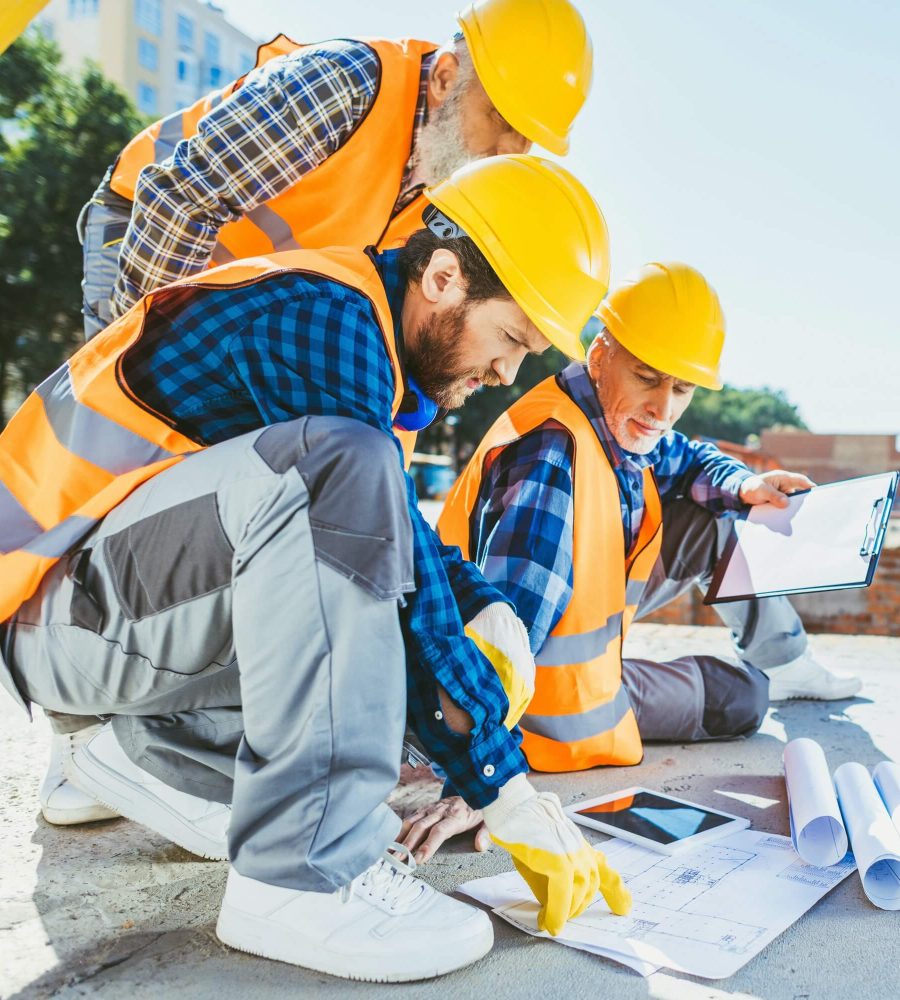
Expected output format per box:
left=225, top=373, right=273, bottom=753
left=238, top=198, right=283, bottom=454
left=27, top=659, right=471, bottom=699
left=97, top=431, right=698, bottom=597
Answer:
left=138, top=38, right=159, bottom=72
left=204, top=32, right=222, bottom=88
left=135, top=0, right=162, bottom=36
left=177, top=13, right=194, bottom=51
left=176, top=57, right=195, bottom=85
left=68, top=0, right=99, bottom=16
left=137, top=82, right=158, bottom=116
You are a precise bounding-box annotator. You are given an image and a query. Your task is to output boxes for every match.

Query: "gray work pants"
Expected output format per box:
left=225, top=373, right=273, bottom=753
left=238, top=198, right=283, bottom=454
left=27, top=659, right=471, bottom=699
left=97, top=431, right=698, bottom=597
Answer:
left=625, top=498, right=807, bottom=742
left=76, top=167, right=132, bottom=340
left=2, top=417, right=414, bottom=892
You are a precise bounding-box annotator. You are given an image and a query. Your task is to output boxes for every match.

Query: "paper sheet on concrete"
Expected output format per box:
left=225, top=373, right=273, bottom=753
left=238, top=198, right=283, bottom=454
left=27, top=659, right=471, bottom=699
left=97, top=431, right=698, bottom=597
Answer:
left=834, top=762, right=900, bottom=910
left=706, top=471, right=897, bottom=602
left=784, top=737, right=848, bottom=867
left=459, top=830, right=855, bottom=980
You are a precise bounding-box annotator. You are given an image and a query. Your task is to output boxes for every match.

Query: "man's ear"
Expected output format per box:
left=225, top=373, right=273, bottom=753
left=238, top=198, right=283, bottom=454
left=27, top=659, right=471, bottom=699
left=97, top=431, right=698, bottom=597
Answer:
left=586, top=333, right=607, bottom=380
left=419, top=248, right=466, bottom=305
left=428, top=50, right=460, bottom=109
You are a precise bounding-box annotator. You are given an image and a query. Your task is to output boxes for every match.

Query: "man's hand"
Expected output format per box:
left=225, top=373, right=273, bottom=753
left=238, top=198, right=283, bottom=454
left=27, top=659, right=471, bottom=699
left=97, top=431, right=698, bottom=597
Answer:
left=482, top=774, right=632, bottom=936
left=397, top=797, right=490, bottom=864
left=739, top=469, right=815, bottom=508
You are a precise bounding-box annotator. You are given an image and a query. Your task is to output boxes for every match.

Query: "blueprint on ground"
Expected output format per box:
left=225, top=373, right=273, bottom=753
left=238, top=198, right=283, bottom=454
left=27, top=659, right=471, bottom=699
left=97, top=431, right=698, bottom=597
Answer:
left=459, top=830, right=856, bottom=979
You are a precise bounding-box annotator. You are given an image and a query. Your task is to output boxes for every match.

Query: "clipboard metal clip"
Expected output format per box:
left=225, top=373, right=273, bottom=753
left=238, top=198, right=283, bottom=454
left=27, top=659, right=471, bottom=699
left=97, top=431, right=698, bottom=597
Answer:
left=859, top=498, right=884, bottom=558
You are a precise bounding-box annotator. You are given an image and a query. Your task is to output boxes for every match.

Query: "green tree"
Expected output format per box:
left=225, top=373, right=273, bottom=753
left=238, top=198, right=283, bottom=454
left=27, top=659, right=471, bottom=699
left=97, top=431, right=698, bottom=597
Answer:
left=0, top=33, right=144, bottom=424
left=675, top=384, right=808, bottom=443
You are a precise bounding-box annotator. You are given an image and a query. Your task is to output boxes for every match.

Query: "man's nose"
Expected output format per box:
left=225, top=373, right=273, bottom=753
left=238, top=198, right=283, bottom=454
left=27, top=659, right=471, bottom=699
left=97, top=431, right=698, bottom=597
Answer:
left=496, top=129, right=531, bottom=155
left=492, top=353, right=525, bottom=386
left=646, top=384, right=676, bottom=423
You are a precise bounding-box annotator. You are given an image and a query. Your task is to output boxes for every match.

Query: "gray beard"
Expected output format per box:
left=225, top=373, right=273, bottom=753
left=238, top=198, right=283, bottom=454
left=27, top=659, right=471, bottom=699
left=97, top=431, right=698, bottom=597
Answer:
left=412, top=91, right=472, bottom=186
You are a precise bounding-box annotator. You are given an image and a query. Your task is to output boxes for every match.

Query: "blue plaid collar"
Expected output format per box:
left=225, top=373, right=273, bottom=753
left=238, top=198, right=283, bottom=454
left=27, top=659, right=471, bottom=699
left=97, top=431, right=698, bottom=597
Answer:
left=373, top=248, right=406, bottom=337
left=558, top=362, right=661, bottom=474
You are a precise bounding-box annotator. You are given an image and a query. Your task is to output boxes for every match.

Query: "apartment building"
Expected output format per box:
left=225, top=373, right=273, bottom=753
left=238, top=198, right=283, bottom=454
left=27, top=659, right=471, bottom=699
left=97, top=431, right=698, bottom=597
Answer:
left=38, top=0, right=260, bottom=117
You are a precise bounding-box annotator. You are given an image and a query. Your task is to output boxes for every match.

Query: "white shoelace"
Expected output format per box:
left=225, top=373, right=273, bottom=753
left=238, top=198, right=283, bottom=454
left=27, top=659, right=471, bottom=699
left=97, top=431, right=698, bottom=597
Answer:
left=342, top=843, right=426, bottom=910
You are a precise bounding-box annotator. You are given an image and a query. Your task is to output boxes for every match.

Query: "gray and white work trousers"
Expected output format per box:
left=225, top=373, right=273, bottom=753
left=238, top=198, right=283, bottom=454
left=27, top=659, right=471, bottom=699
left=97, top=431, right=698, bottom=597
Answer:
left=1, top=417, right=415, bottom=892
left=626, top=498, right=808, bottom=742
left=76, top=167, right=132, bottom=340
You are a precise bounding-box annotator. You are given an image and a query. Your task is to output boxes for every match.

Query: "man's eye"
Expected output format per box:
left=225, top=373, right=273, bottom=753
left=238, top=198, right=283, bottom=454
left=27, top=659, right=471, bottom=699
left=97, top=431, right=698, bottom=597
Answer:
left=502, top=329, right=519, bottom=346
left=637, top=374, right=655, bottom=385
left=674, top=384, right=692, bottom=395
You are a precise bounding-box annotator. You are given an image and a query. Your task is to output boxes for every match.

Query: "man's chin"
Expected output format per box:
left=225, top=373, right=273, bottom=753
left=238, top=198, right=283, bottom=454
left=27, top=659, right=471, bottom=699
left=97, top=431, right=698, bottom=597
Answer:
left=612, top=423, right=664, bottom=455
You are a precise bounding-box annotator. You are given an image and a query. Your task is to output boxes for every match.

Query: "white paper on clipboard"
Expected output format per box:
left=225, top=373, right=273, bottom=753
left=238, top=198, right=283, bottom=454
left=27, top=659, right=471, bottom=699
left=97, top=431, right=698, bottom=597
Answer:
left=706, top=471, right=897, bottom=603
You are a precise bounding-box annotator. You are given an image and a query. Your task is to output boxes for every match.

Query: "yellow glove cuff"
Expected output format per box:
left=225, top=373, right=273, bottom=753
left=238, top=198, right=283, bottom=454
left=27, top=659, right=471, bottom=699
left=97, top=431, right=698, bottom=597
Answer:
left=465, top=626, right=532, bottom=729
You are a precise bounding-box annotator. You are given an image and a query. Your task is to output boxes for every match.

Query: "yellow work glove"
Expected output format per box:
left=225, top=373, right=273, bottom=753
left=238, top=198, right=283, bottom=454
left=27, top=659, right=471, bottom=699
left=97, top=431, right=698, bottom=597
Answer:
left=465, top=603, right=535, bottom=729
left=482, top=774, right=632, bottom=936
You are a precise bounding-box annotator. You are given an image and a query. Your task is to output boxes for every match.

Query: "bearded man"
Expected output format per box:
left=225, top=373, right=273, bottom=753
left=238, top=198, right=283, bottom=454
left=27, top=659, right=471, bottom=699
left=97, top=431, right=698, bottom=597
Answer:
left=78, top=0, right=593, bottom=338
left=0, top=155, right=631, bottom=980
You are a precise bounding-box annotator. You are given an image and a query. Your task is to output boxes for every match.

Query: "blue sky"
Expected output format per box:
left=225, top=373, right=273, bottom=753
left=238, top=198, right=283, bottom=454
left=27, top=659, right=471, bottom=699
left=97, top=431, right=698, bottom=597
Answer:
left=217, top=0, right=899, bottom=434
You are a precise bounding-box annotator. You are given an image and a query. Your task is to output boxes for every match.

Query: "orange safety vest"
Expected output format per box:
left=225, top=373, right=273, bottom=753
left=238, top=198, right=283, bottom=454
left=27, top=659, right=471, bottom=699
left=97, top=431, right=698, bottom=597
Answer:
left=0, top=248, right=406, bottom=624
left=438, top=375, right=664, bottom=772
left=108, top=35, right=436, bottom=258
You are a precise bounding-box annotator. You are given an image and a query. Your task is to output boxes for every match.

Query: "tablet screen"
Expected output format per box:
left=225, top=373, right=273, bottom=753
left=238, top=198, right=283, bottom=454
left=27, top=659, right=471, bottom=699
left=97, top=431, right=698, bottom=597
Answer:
left=574, top=790, right=734, bottom=845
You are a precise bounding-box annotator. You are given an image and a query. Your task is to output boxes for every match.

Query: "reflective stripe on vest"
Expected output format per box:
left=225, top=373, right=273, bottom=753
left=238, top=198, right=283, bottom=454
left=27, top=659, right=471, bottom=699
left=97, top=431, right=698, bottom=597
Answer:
left=438, top=375, right=663, bottom=772
left=109, top=36, right=436, bottom=257
left=0, top=247, right=406, bottom=622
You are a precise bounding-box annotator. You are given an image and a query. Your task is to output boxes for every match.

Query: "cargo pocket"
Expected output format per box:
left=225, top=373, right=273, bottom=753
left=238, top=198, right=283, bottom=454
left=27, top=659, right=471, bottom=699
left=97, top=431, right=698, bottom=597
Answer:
left=103, top=493, right=234, bottom=621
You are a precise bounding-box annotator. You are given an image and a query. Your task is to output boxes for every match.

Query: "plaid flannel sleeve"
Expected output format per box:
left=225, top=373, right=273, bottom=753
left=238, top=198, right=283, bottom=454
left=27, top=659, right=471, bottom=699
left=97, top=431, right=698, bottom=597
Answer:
left=402, top=490, right=529, bottom=809
left=112, top=40, right=380, bottom=315
left=470, top=426, right=576, bottom=653
left=654, top=431, right=754, bottom=512
left=231, top=285, right=527, bottom=808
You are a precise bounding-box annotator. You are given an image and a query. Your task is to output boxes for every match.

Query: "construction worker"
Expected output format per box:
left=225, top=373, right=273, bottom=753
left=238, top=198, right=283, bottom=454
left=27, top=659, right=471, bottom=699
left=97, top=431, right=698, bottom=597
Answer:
left=406, top=262, right=862, bottom=862
left=78, top=0, right=593, bottom=338
left=0, top=155, right=632, bottom=981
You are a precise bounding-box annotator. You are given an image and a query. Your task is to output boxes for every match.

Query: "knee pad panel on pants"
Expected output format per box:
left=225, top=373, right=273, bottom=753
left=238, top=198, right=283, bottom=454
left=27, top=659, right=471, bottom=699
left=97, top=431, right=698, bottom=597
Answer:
left=700, top=659, right=769, bottom=738
left=254, top=417, right=414, bottom=600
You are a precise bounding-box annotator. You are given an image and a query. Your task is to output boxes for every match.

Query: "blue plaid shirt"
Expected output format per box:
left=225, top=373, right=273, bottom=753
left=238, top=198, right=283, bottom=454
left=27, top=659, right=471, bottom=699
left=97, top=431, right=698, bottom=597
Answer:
left=125, top=248, right=526, bottom=807
left=469, top=362, right=754, bottom=653
left=114, top=39, right=434, bottom=316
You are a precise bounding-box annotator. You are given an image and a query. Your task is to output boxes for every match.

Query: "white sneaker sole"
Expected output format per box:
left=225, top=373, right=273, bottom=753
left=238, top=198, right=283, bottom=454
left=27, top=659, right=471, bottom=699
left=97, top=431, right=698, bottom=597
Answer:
left=215, top=903, right=493, bottom=982
left=41, top=799, right=119, bottom=826
left=769, top=679, right=863, bottom=701
left=68, top=746, right=228, bottom=860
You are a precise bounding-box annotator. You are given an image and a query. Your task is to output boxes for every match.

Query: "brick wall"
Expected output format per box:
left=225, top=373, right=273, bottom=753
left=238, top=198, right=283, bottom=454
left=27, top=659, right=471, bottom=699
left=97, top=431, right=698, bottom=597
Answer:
left=641, top=546, right=900, bottom=636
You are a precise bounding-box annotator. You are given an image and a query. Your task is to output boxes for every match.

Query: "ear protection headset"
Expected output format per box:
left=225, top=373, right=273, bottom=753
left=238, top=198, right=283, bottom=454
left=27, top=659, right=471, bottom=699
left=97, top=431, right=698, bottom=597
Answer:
left=394, top=374, right=439, bottom=432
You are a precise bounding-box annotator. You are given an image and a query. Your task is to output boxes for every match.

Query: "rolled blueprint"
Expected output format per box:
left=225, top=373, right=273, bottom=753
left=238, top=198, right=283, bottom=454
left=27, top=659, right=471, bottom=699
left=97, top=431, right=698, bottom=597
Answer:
left=783, top=737, right=848, bottom=867
left=872, top=760, right=900, bottom=831
left=834, top=762, right=900, bottom=910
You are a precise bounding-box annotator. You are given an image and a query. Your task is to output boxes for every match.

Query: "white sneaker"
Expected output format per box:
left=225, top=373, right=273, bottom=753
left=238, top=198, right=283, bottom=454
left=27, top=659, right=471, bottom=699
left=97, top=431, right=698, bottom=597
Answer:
left=766, top=650, right=862, bottom=701
left=66, top=723, right=230, bottom=859
left=40, top=724, right=119, bottom=825
left=216, top=847, right=493, bottom=982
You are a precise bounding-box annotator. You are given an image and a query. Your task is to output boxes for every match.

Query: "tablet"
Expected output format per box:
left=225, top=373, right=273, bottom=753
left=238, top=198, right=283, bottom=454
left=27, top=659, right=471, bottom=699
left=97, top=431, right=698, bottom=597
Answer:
left=566, top=787, right=750, bottom=855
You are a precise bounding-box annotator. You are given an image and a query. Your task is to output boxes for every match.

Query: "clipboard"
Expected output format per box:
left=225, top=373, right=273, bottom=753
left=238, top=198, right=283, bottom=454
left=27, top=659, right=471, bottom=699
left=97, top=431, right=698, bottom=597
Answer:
left=705, top=470, right=898, bottom=604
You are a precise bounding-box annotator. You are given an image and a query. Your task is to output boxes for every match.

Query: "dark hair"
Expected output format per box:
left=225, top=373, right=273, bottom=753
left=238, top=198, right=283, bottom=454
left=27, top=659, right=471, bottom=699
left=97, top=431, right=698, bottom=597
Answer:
left=398, top=229, right=511, bottom=303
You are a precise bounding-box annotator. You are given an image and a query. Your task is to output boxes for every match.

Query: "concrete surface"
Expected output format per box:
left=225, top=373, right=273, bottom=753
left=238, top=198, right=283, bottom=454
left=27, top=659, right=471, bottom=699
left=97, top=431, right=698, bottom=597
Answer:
left=2, top=624, right=899, bottom=1000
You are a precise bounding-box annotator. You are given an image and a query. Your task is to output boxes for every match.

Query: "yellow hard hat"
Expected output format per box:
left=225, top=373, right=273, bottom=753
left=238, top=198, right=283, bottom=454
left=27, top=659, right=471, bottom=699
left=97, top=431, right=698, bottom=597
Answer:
left=426, top=154, right=610, bottom=360
left=457, top=0, right=593, bottom=156
left=596, top=262, right=725, bottom=390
